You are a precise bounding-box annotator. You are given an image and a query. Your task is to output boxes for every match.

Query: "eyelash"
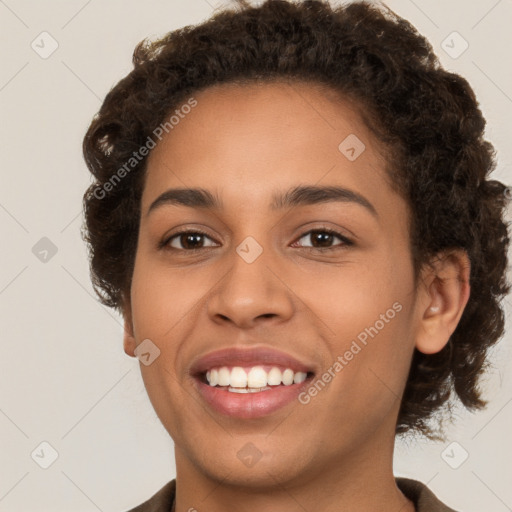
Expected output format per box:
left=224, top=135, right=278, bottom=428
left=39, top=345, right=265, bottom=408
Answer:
left=159, top=227, right=354, bottom=253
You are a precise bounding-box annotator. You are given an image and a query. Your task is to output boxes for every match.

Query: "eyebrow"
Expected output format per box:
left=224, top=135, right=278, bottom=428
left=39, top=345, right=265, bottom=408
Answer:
left=146, top=185, right=378, bottom=218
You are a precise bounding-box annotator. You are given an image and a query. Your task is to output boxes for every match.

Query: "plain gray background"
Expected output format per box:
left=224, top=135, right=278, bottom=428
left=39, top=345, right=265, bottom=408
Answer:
left=1, top=0, right=511, bottom=510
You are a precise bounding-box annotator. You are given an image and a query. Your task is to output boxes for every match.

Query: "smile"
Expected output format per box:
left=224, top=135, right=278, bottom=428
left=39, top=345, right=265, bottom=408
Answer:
left=205, top=365, right=309, bottom=391
left=190, top=346, right=316, bottom=418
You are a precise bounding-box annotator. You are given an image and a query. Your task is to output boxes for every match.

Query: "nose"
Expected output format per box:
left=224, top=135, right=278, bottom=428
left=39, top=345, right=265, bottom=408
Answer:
left=206, top=245, right=295, bottom=329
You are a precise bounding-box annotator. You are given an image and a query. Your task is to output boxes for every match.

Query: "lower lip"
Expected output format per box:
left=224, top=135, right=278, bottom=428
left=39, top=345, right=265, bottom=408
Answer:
left=194, top=376, right=313, bottom=419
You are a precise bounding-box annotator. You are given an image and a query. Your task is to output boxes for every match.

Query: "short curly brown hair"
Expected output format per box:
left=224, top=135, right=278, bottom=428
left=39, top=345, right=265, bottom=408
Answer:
left=82, top=0, right=510, bottom=438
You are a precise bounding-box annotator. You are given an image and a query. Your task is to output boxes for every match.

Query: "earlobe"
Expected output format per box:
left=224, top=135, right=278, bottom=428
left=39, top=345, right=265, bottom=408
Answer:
left=124, top=321, right=137, bottom=357
left=415, top=249, right=471, bottom=355
left=122, top=298, right=137, bottom=358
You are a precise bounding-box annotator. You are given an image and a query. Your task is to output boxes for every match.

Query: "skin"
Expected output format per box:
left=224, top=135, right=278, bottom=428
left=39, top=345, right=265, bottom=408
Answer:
left=123, top=80, right=470, bottom=512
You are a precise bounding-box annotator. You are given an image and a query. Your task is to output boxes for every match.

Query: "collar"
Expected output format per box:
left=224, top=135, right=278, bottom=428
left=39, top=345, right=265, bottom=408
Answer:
left=128, top=477, right=458, bottom=511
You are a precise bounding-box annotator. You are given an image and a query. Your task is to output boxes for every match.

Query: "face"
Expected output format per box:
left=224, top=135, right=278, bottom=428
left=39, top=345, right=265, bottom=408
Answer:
left=124, top=80, right=424, bottom=488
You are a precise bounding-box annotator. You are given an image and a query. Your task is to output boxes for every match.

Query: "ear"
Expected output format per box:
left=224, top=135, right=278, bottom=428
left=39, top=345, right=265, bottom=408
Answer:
left=414, top=249, right=471, bottom=355
left=121, top=295, right=137, bottom=358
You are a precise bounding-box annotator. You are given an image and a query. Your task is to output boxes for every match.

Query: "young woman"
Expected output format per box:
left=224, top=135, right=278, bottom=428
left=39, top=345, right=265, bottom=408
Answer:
left=81, top=1, right=510, bottom=511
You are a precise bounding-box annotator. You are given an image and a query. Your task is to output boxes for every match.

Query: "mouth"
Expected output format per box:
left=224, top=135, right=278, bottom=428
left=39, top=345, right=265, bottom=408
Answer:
left=189, top=347, right=316, bottom=418
left=198, top=365, right=314, bottom=391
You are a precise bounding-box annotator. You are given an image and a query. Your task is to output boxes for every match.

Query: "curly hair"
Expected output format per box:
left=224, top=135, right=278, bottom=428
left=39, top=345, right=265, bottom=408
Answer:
left=81, top=0, right=510, bottom=438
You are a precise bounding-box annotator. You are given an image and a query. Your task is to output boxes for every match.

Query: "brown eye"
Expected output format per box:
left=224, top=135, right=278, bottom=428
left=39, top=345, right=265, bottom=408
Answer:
left=161, top=230, right=218, bottom=251
left=159, top=227, right=353, bottom=252
left=292, top=229, right=353, bottom=250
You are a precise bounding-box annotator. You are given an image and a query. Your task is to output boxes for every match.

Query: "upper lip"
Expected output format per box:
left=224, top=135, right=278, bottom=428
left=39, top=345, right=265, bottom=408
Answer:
left=189, top=346, right=316, bottom=376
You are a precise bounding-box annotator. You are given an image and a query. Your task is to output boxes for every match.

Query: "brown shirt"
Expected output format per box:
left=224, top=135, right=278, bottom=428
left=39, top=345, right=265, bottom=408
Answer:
left=125, top=477, right=458, bottom=511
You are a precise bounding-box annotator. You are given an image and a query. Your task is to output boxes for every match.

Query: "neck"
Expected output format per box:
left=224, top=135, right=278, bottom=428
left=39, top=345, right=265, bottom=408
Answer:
left=173, top=429, right=415, bottom=512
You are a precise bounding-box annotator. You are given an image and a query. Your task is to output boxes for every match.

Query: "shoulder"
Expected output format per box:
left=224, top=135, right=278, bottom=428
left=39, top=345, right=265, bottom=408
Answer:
left=396, top=477, right=459, bottom=512
left=123, top=479, right=176, bottom=512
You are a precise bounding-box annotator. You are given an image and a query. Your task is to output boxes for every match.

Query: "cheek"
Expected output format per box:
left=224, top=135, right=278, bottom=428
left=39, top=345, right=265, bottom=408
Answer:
left=129, top=260, right=199, bottom=437
left=301, top=304, right=414, bottom=448
left=306, top=251, right=415, bottom=393
left=129, top=259, right=206, bottom=341
left=296, top=250, right=407, bottom=333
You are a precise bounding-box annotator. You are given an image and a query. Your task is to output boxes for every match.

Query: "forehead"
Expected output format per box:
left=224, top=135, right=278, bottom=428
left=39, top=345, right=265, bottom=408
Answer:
left=142, top=80, right=395, bottom=215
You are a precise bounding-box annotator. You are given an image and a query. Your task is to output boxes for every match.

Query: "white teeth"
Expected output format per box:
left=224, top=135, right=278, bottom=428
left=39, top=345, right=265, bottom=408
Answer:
left=218, top=367, right=231, bottom=386
left=205, top=365, right=309, bottom=389
left=228, top=386, right=271, bottom=393
left=230, top=367, right=247, bottom=388
left=267, top=367, right=282, bottom=385
left=247, top=366, right=267, bottom=388
left=282, top=368, right=294, bottom=385
left=208, top=369, right=218, bottom=386
left=294, top=371, right=307, bottom=384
